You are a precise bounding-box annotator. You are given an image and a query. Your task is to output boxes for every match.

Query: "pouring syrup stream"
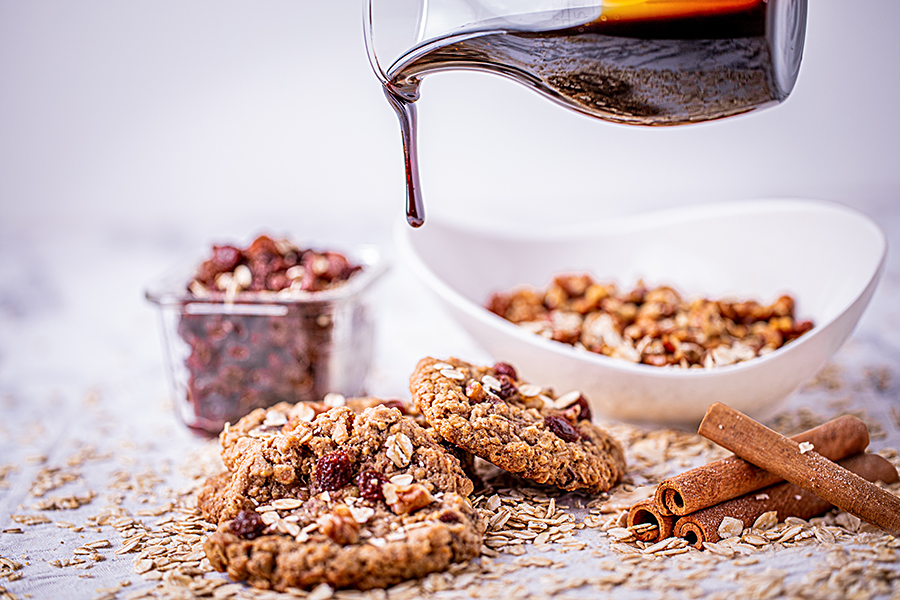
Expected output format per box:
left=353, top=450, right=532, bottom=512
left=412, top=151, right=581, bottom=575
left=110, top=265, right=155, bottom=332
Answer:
left=384, top=87, right=425, bottom=227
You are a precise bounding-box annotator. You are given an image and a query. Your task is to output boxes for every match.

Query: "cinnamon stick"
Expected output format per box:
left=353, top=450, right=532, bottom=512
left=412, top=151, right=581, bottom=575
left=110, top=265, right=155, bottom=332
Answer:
left=626, top=498, right=677, bottom=543
left=654, top=414, right=869, bottom=516
left=698, top=402, right=900, bottom=536
left=673, top=453, right=899, bottom=549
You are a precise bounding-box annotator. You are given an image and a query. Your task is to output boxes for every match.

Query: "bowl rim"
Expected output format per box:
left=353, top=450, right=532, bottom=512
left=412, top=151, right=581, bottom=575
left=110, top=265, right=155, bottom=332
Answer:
left=145, top=242, right=388, bottom=307
left=396, top=197, right=887, bottom=380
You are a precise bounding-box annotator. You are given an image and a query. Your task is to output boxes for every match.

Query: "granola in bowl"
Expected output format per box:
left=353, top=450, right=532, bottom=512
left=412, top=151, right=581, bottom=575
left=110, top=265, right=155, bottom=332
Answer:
left=486, top=274, right=813, bottom=369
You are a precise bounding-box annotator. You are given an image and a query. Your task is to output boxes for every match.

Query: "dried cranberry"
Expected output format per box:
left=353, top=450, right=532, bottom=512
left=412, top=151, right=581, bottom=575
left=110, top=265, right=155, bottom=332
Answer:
left=492, top=362, right=518, bottom=381
left=560, top=393, right=592, bottom=422
left=194, top=245, right=243, bottom=285
left=315, top=450, right=354, bottom=492
left=544, top=415, right=581, bottom=443
left=356, top=469, right=387, bottom=501
left=229, top=510, right=266, bottom=539
left=495, top=374, right=518, bottom=400
left=212, top=245, right=243, bottom=271
left=244, top=235, right=280, bottom=261
left=266, top=272, right=289, bottom=291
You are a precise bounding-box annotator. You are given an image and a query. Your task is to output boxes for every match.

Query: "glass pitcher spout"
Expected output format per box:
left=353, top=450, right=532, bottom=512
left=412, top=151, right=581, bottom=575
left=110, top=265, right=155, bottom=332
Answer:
left=365, top=0, right=808, bottom=225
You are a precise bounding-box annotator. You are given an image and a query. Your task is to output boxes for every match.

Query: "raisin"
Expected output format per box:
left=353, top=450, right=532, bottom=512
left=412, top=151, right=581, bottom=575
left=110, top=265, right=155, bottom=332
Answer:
left=315, top=450, right=354, bottom=492
left=229, top=510, right=266, bottom=539
left=560, top=393, right=592, bottom=422
left=492, top=362, right=518, bottom=380
left=544, top=415, right=581, bottom=443
left=356, top=469, right=387, bottom=501
left=438, top=510, right=462, bottom=524
left=496, top=374, right=518, bottom=400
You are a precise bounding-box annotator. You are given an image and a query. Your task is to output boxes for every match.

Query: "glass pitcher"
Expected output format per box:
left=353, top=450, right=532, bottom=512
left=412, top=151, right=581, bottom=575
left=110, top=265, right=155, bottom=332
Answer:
left=364, top=0, right=809, bottom=225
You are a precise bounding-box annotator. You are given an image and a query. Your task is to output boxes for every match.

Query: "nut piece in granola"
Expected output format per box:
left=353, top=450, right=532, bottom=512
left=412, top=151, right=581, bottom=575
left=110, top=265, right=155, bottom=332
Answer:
left=486, top=274, right=813, bottom=369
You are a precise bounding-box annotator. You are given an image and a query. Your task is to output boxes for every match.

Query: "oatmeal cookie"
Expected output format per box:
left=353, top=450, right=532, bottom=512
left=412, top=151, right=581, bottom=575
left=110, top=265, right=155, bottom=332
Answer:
left=204, top=491, right=481, bottom=591
left=410, top=357, right=625, bottom=493
left=199, top=404, right=474, bottom=524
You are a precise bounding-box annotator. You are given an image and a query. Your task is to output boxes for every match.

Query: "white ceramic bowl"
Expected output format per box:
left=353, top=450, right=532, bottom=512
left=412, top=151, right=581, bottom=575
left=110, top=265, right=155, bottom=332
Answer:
left=396, top=199, right=886, bottom=425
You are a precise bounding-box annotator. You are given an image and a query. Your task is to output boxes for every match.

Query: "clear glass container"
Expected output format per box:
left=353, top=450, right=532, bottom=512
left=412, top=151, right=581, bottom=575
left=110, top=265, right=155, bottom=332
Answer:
left=145, top=245, right=387, bottom=435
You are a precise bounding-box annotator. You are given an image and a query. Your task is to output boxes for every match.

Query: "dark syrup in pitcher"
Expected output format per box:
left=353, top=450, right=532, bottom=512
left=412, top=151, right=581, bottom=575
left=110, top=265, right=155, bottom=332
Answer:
left=383, top=0, right=807, bottom=226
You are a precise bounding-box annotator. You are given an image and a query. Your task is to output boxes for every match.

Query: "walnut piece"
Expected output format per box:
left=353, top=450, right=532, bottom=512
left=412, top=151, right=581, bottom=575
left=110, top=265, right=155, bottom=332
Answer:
left=317, top=505, right=360, bottom=545
left=382, top=483, right=434, bottom=515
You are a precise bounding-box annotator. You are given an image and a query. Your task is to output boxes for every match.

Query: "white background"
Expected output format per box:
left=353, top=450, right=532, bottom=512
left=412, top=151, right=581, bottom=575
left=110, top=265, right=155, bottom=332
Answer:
left=1, top=0, right=898, bottom=243
left=1, top=0, right=899, bottom=399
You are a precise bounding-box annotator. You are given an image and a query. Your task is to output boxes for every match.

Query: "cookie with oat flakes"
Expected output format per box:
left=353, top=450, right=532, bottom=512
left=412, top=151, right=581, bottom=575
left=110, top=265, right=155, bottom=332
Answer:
left=204, top=490, right=481, bottom=591
left=410, top=357, right=625, bottom=493
left=199, top=403, right=474, bottom=524
left=217, top=397, right=420, bottom=475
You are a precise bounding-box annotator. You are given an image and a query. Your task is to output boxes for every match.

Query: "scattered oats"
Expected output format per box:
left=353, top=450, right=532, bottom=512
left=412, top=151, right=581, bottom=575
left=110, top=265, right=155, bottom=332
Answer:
left=629, top=522, right=657, bottom=535
left=835, top=512, right=861, bottom=532
left=755, top=493, right=770, bottom=501
left=742, top=533, right=768, bottom=546
left=798, top=441, right=814, bottom=454
left=607, top=527, right=635, bottom=542
left=702, top=542, right=735, bottom=557
left=133, top=559, right=155, bottom=575
left=717, top=517, right=744, bottom=539
left=10, top=514, right=51, bottom=526
left=644, top=538, right=688, bottom=555
left=752, top=511, right=778, bottom=531
left=814, top=526, right=836, bottom=544
left=784, top=517, right=810, bottom=528
left=611, top=543, right=642, bottom=556
left=32, top=491, right=96, bottom=511
left=515, top=556, right=555, bottom=568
